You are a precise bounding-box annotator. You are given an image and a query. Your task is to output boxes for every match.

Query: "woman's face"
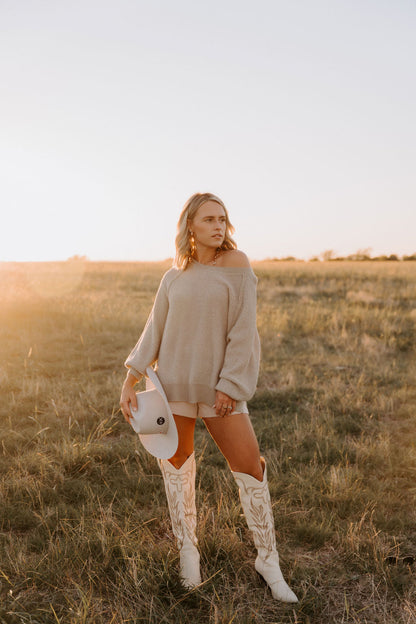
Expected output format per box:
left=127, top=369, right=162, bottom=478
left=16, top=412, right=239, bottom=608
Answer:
left=190, top=201, right=227, bottom=250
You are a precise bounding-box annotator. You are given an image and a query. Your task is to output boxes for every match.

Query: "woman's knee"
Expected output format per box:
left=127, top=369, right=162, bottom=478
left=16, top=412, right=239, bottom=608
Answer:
left=167, top=451, right=192, bottom=469
left=229, top=456, right=264, bottom=481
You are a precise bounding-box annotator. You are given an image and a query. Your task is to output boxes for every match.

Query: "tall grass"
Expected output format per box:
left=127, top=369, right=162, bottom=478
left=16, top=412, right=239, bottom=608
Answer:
left=0, top=261, right=415, bottom=623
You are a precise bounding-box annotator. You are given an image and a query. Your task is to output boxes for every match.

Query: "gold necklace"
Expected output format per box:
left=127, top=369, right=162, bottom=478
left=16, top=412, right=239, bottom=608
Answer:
left=209, top=248, right=221, bottom=265
left=191, top=247, right=222, bottom=265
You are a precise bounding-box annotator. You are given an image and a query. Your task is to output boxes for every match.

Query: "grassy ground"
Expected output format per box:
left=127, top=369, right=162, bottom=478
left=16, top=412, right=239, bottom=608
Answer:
left=0, top=260, right=415, bottom=624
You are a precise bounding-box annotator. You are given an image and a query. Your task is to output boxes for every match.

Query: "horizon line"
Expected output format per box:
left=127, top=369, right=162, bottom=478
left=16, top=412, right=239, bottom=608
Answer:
left=2, top=251, right=416, bottom=264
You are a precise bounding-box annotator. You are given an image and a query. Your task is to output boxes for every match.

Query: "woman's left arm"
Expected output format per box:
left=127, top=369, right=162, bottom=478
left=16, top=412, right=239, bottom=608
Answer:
left=215, top=257, right=261, bottom=403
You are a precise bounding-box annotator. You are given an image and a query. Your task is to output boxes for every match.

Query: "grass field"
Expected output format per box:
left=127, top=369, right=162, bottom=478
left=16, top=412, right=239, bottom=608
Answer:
left=0, top=260, right=415, bottom=624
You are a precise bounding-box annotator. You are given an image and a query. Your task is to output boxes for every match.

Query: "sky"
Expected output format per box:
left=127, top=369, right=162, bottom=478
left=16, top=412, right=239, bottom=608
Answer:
left=1, top=0, right=415, bottom=262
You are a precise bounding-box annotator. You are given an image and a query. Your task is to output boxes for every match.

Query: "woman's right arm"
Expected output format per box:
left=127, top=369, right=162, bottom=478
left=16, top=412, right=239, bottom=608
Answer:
left=124, top=274, right=170, bottom=377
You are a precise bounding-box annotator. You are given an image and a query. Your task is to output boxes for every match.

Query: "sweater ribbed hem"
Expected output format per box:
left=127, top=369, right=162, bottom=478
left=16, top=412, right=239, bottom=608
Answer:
left=163, top=383, right=217, bottom=406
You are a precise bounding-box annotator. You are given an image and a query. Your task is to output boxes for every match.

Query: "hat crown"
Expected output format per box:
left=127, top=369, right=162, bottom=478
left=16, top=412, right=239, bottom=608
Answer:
left=130, top=389, right=169, bottom=435
left=129, top=367, right=178, bottom=460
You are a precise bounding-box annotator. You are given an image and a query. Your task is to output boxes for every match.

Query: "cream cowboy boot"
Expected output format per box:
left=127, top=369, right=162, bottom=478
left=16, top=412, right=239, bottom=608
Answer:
left=232, top=459, right=298, bottom=603
left=159, top=452, right=201, bottom=589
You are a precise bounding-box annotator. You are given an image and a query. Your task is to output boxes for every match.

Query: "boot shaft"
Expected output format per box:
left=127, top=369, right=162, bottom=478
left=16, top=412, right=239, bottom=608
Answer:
left=159, top=453, right=198, bottom=548
left=232, top=462, right=277, bottom=557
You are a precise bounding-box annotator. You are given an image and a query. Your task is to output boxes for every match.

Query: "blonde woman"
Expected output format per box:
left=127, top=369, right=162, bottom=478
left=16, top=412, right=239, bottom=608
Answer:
left=120, top=193, right=298, bottom=603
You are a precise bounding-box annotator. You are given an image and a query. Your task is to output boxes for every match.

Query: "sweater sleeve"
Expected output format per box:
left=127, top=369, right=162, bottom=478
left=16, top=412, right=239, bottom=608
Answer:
left=215, top=271, right=261, bottom=401
left=124, top=274, right=169, bottom=377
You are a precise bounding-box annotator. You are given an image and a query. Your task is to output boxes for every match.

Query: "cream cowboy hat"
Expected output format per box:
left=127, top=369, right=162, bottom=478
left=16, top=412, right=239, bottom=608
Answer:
left=129, top=367, right=178, bottom=459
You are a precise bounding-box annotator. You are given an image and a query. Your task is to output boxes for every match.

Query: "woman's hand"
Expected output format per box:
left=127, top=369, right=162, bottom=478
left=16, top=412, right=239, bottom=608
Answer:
left=214, top=391, right=236, bottom=417
left=120, top=372, right=139, bottom=423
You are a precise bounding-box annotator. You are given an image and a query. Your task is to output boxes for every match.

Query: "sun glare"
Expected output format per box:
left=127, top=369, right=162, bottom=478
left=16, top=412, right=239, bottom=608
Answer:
left=24, top=261, right=87, bottom=298
left=0, top=261, right=88, bottom=302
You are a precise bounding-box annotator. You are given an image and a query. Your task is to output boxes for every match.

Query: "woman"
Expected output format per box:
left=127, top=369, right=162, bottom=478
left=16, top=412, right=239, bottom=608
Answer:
left=120, top=193, right=298, bottom=603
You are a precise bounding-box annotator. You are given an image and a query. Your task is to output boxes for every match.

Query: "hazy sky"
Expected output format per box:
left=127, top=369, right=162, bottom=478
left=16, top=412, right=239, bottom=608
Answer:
left=1, top=0, right=415, bottom=261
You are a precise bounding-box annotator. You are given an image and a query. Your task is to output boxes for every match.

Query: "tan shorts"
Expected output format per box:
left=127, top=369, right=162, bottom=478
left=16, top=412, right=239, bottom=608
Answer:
left=168, top=401, right=249, bottom=419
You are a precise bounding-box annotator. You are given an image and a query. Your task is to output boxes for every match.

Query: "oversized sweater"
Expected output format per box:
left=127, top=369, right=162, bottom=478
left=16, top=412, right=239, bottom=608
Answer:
left=124, top=260, right=261, bottom=405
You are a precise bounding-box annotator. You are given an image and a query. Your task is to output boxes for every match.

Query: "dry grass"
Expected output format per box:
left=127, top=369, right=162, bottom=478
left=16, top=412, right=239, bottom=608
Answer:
left=0, top=260, right=415, bottom=623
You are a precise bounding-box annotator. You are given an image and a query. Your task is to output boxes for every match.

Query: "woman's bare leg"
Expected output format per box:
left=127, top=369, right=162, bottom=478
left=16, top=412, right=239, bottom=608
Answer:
left=168, top=414, right=197, bottom=468
left=202, top=413, right=263, bottom=480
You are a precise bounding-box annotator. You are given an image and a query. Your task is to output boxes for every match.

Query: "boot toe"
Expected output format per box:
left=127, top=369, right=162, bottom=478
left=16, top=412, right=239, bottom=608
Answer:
left=270, top=580, right=299, bottom=603
left=255, top=557, right=298, bottom=603
left=180, top=545, right=201, bottom=588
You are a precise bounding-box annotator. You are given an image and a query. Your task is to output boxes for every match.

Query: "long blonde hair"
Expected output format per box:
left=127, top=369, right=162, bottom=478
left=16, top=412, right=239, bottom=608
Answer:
left=174, top=193, right=237, bottom=270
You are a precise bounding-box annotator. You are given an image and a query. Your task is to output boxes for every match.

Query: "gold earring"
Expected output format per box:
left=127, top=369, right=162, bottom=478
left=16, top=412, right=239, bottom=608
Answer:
left=189, top=231, right=196, bottom=255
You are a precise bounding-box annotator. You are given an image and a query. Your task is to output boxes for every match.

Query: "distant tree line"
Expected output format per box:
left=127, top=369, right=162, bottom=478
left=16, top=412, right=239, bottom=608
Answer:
left=266, top=249, right=416, bottom=262
left=67, top=255, right=89, bottom=261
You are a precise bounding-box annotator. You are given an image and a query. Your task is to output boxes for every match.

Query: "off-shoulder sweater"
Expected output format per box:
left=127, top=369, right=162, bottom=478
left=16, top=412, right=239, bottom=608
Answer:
left=124, top=260, right=261, bottom=405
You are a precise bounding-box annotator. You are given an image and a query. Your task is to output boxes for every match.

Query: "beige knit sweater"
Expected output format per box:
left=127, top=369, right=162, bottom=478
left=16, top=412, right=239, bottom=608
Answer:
left=125, top=260, right=261, bottom=405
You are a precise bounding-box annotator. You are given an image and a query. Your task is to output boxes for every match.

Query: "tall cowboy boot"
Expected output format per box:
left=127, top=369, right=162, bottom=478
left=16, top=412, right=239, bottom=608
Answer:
left=232, top=458, right=298, bottom=603
left=159, top=452, right=201, bottom=589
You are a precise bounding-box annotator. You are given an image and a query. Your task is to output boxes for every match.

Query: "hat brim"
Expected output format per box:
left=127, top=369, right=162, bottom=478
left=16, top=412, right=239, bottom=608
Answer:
left=137, top=367, right=178, bottom=460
